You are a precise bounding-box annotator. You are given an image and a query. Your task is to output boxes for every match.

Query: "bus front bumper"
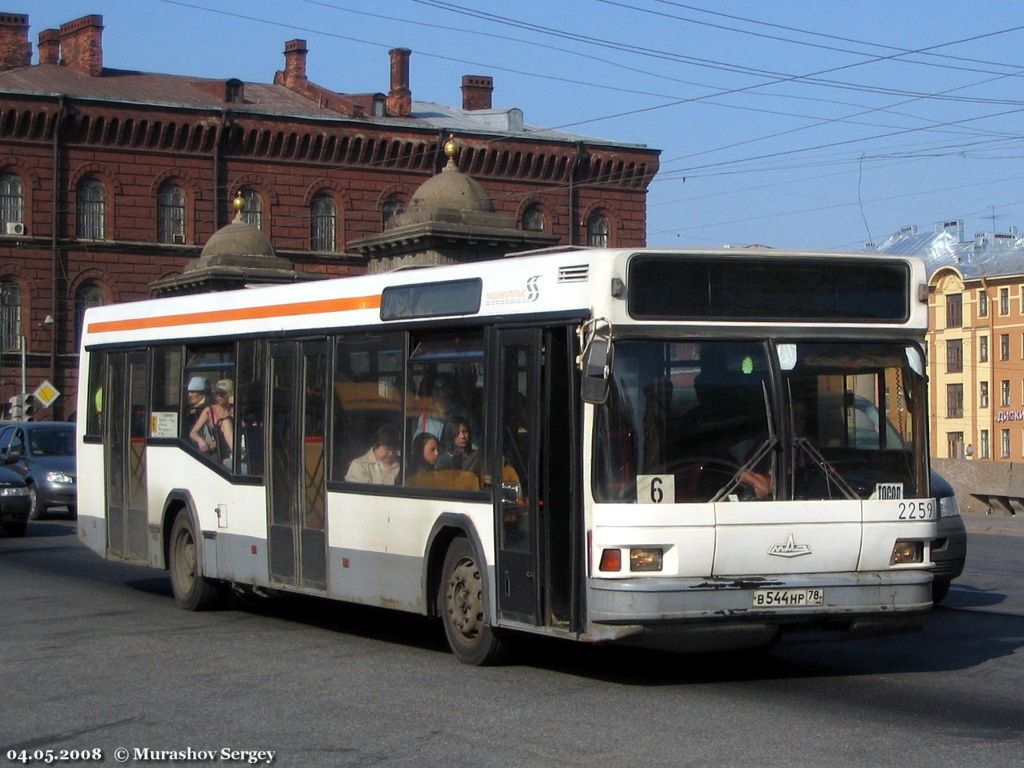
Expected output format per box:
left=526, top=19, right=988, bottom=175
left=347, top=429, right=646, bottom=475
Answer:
left=588, top=571, right=933, bottom=625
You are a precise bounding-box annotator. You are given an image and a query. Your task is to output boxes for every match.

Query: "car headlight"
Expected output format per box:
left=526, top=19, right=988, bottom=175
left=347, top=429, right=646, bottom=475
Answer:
left=0, top=485, right=29, bottom=497
left=938, top=495, right=961, bottom=518
left=45, top=471, right=74, bottom=485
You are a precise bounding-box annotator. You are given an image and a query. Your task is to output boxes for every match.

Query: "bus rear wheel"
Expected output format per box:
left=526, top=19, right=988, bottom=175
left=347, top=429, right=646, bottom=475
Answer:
left=438, top=537, right=505, bottom=665
left=169, top=513, right=224, bottom=611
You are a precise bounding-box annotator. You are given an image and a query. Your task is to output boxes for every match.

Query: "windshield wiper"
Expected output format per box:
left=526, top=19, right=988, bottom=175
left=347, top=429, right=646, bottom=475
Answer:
left=711, top=437, right=778, bottom=503
left=792, top=437, right=860, bottom=500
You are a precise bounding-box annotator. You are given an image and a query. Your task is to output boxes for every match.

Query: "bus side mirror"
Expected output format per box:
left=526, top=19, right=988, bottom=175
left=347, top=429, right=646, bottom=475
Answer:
left=580, top=337, right=611, bottom=405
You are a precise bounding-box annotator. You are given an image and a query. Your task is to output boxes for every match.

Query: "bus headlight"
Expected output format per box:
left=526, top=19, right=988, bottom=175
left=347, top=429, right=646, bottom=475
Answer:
left=630, top=547, right=664, bottom=572
left=890, top=540, right=924, bottom=565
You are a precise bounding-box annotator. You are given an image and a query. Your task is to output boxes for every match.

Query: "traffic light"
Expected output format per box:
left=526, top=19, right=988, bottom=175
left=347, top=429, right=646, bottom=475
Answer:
left=8, top=394, right=24, bottom=420
left=23, top=394, right=34, bottom=421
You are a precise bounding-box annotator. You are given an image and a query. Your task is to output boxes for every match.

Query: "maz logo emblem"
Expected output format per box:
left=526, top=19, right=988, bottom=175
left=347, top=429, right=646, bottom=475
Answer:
left=767, top=534, right=812, bottom=558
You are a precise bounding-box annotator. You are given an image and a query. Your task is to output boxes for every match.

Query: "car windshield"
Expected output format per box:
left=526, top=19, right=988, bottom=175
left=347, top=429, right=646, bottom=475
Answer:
left=28, top=428, right=76, bottom=457
left=592, top=340, right=926, bottom=503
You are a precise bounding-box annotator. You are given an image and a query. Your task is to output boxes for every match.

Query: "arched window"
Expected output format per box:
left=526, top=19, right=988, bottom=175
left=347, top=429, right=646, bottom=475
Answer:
left=0, top=278, right=21, bottom=352
left=77, top=179, right=105, bottom=239
left=586, top=211, right=609, bottom=247
left=75, top=281, right=104, bottom=348
left=382, top=195, right=405, bottom=228
left=157, top=183, right=186, bottom=244
left=522, top=203, right=545, bottom=232
left=0, top=173, right=24, bottom=231
left=311, top=193, right=337, bottom=252
left=240, top=188, right=262, bottom=230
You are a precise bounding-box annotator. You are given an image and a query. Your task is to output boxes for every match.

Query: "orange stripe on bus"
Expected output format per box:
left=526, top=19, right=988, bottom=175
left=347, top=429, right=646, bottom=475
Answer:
left=87, top=294, right=382, bottom=334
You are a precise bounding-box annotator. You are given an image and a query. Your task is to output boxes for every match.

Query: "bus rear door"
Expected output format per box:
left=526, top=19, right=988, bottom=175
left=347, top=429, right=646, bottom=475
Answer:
left=105, top=350, right=149, bottom=563
left=267, top=339, right=328, bottom=590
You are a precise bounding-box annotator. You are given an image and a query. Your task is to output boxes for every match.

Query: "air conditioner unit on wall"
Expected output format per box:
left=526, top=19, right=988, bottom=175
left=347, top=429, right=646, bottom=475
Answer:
left=171, top=233, right=185, bottom=245
left=5, top=221, right=24, bottom=236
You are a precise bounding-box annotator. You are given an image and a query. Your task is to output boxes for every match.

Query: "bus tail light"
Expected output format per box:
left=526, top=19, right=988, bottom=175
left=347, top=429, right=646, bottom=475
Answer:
left=890, top=540, right=923, bottom=565
left=630, top=547, right=664, bottom=572
left=599, top=548, right=622, bottom=572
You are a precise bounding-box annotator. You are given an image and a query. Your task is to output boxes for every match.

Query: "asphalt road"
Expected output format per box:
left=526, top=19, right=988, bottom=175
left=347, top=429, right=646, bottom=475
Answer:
left=1, top=518, right=1022, bottom=768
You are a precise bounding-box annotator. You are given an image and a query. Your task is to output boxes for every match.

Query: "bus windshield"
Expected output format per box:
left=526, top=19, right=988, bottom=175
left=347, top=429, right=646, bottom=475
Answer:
left=593, top=340, right=926, bottom=503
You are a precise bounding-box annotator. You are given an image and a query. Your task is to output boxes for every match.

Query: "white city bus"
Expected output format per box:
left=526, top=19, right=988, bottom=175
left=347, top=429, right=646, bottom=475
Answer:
left=77, top=247, right=938, bottom=664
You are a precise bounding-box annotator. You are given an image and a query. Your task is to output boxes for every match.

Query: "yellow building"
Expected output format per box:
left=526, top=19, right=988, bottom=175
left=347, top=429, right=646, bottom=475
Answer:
left=879, top=221, right=1024, bottom=460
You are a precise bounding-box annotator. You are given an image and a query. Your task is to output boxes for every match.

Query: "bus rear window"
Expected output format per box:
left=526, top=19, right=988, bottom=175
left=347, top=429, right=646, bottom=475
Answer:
left=627, top=255, right=909, bottom=322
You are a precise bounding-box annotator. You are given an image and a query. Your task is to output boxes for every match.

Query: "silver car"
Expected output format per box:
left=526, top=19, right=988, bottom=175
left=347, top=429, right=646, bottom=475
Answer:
left=0, top=421, right=77, bottom=520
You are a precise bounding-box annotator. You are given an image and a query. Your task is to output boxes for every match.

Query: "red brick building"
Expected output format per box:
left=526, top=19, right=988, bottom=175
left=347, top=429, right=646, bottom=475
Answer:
left=0, top=12, right=660, bottom=419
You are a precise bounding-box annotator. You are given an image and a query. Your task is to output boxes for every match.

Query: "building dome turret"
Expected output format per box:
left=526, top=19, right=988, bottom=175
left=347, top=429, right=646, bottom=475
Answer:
left=407, top=136, right=494, bottom=216
left=192, top=192, right=277, bottom=268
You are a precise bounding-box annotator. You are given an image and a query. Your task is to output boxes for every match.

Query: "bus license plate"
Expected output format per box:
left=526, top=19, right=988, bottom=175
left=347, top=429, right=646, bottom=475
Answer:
left=752, top=588, right=825, bottom=608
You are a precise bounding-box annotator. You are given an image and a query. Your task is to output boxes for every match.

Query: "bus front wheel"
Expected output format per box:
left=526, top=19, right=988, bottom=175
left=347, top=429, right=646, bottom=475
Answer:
left=438, top=537, right=505, bottom=665
left=169, top=513, right=224, bottom=611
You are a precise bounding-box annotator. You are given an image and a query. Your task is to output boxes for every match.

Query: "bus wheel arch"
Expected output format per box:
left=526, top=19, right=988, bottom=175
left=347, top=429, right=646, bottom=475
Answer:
left=426, top=515, right=505, bottom=665
left=423, top=514, right=488, bottom=620
left=163, top=491, right=224, bottom=611
left=160, top=490, right=200, bottom=571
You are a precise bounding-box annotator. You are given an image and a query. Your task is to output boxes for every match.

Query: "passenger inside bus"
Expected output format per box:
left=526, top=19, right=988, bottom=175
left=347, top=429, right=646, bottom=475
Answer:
left=681, top=345, right=775, bottom=500
left=407, top=432, right=440, bottom=476
left=189, top=378, right=235, bottom=466
left=437, top=417, right=480, bottom=474
left=406, top=430, right=479, bottom=491
left=184, top=376, right=209, bottom=436
left=411, top=372, right=470, bottom=438
left=344, top=424, right=401, bottom=485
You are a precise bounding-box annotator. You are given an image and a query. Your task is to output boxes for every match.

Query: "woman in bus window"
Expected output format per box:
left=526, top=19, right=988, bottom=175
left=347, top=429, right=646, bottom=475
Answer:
left=437, top=417, right=480, bottom=475
left=407, top=432, right=440, bottom=476
left=189, top=378, right=234, bottom=465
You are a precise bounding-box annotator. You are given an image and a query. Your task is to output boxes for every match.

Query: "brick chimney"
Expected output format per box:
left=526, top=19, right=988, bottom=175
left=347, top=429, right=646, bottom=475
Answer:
left=461, top=75, right=493, bottom=111
left=282, top=38, right=307, bottom=89
left=0, top=13, right=30, bottom=71
left=59, top=14, right=103, bottom=76
left=387, top=47, right=411, bottom=117
left=38, top=28, right=60, bottom=65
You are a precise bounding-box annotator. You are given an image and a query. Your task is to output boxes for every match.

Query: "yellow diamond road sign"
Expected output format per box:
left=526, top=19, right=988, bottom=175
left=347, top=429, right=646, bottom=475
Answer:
left=33, top=380, right=60, bottom=409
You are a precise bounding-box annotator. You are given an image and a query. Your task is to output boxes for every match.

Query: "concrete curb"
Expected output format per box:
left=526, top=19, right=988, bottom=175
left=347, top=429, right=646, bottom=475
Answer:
left=962, top=513, right=1024, bottom=537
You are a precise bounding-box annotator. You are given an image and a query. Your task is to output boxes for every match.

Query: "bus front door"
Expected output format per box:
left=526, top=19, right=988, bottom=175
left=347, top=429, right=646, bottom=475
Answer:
left=267, top=340, right=328, bottom=590
left=105, top=350, right=148, bottom=563
left=494, top=329, right=542, bottom=625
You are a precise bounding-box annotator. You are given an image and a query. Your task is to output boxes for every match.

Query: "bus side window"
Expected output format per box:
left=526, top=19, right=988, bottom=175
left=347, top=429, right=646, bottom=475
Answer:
left=332, top=332, right=404, bottom=484
left=180, top=344, right=236, bottom=469
left=235, top=340, right=264, bottom=476
left=85, top=350, right=107, bottom=438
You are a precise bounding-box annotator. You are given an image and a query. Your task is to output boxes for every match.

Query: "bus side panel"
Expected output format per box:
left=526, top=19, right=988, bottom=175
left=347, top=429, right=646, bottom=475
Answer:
left=327, top=493, right=493, bottom=615
left=77, top=442, right=107, bottom=558
left=145, top=447, right=269, bottom=583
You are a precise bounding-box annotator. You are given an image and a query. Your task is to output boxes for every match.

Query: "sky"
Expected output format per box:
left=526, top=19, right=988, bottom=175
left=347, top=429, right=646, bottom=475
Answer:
left=25, top=0, right=1024, bottom=251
